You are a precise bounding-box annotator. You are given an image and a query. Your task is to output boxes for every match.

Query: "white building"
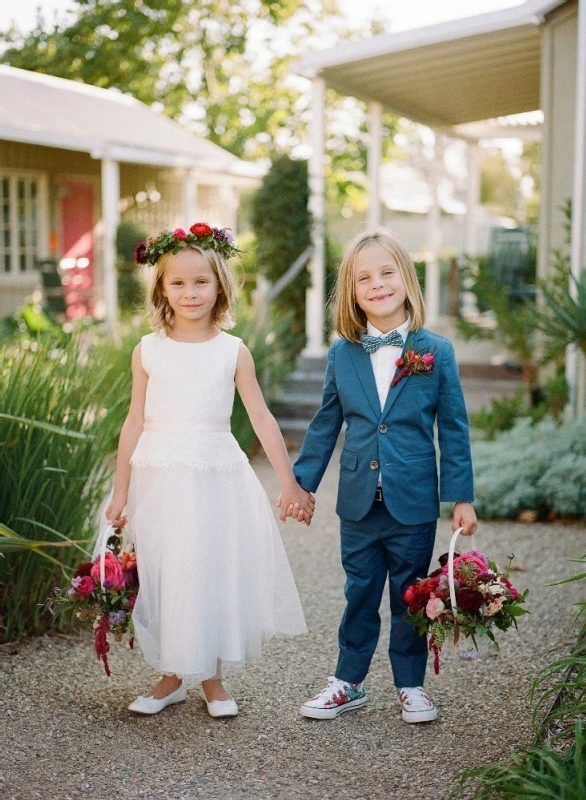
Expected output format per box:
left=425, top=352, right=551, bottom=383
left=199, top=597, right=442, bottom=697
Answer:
left=0, top=65, right=261, bottom=324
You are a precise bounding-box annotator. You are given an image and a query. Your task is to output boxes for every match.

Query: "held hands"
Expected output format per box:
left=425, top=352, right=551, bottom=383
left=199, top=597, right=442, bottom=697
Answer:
left=276, top=482, right=316, bottom=526
left=452, top=502, right=477, bottom=537
left=105, top=493, right=128, bottom=529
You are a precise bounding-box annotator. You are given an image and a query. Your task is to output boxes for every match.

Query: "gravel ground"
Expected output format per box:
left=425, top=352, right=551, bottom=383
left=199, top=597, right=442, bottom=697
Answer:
left=2, top=447, right=585, bottom=800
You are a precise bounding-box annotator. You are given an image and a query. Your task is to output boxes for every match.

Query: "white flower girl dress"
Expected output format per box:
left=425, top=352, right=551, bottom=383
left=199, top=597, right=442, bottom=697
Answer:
left=126, top=330, right=307, bottom=684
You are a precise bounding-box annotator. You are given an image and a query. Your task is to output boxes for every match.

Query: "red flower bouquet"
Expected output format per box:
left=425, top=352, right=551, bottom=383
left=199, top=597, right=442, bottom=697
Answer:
left=48, top=527, right=138, bottom=676
left=404, top=533, right=528, bottom=673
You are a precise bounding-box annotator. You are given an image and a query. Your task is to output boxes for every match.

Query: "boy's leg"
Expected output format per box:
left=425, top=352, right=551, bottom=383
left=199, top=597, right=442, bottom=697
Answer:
left=382, top=517, right=437, bottom=688
left=335, top=504, right=390, bottom=684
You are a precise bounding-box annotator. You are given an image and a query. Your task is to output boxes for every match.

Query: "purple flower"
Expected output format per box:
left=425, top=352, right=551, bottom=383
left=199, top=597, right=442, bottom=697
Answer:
left=108, top=610, right=127, bottom=627
left=67, top=587, right=77, bottom=596
left=103, top=579, right=113, bottom=590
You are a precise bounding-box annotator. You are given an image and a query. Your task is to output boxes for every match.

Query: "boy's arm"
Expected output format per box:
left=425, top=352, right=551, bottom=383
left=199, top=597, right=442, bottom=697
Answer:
left=436, top=339, right=474, bottom=505
left=293, top=343, right=344, bottom=493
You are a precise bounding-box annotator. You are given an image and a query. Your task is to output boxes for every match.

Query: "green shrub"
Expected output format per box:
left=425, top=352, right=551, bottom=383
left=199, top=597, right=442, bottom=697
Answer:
left=251, top=155, right=311, bottom=354
left=471, top=373, right=568, bottom=439
left=116, top=220, right=147, bottom=314
left=0, top=333, right=133, bottom=641
left=472, top=415, right=586, bottom=519
left=451, top=721, right=586, bottom=799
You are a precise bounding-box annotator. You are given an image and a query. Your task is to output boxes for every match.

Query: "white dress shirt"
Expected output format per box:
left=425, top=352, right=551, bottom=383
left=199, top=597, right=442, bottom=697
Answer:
left=367, top=315, right=411, bottom=411
left=367, top=315, right=411, bottom=487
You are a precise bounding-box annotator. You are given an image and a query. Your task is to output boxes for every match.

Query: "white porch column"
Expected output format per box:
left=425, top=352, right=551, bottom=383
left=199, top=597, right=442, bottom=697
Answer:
left=183, top=168, right=198, bottom=223
left=425, top=132, right=442, bottom=326
left=101, top=157, right=120, bottom=330
left=567, top=0, right=586, bottom=415
left=461, top=140, right=480, bottom=317
left=367, top=101, right=382, bottom=227
left=304, top=77, right=326, bottom=357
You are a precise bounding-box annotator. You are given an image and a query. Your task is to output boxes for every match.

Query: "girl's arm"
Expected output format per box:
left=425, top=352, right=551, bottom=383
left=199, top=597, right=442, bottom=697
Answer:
left=235, top=343, right=315, bottom=525
left=105, top=343, right=148, bottom=526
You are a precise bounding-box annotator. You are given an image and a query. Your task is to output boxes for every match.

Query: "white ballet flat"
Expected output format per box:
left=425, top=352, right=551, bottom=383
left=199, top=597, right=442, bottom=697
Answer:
left=128, top=683, right=187, bottom=715
left=199, top=686, right=239, bottom=718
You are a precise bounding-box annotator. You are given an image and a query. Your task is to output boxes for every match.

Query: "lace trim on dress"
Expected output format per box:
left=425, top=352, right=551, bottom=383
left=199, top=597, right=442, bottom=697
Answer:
left=130, top=432, right=249, bottom=470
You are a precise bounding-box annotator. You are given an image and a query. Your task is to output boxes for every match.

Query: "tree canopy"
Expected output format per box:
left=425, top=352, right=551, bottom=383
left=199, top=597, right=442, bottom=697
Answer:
left=1, top=0, right=399, bottom=208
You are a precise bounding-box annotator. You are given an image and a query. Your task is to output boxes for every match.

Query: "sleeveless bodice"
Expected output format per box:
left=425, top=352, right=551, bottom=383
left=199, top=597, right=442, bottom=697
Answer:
left=130, top=330, right=248, bottom=470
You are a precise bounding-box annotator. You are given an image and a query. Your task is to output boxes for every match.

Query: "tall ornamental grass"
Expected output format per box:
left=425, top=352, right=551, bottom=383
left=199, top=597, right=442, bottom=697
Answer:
left=0, top=333, right=134, bottom=641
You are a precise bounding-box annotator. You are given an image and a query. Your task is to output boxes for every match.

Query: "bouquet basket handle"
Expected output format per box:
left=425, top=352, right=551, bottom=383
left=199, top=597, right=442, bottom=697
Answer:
left=98, top=522, right=117, bottom=590
left=447, top=527, right=477, bottom=613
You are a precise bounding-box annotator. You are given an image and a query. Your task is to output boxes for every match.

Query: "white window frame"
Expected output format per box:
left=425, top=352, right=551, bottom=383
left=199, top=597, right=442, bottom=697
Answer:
left=0, top=168, right=48, bottom=283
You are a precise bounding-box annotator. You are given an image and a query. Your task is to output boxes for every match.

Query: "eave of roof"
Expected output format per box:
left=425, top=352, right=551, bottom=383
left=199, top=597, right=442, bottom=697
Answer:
left=293, top=0, right=568, bottom=127
left=0, top=65, right=258, bottom=175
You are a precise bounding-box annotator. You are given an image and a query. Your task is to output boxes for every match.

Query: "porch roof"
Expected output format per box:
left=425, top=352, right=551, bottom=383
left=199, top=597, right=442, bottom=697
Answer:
left=294, top=0, right=568, bottom=127
left=0, top=65, right=259, bottom=177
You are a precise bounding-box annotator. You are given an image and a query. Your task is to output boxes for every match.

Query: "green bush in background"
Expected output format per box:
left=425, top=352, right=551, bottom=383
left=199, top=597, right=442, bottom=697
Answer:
left=471, top=414, right=586, bottom=520
left=251, top=154, right=311, bottom=357
left=116, top=220, right=147, bottom=314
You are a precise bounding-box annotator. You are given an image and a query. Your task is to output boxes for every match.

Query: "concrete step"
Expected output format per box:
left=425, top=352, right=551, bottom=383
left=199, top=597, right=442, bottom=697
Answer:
left=273, top=391, right=323, bottom=419
left=281, top=371, right=326, bottom=395
left=295, top=354, right=328, bottom=373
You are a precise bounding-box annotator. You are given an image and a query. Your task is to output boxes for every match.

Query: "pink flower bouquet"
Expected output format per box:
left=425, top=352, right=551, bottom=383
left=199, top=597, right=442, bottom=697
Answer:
left=403, top=549, right=528, bottom=673
left=48, top=528, right=138, bottom=676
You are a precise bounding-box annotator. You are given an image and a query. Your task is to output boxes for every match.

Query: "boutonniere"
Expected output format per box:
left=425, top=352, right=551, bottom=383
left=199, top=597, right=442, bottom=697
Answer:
left=391, top=345, right=436, bottom=387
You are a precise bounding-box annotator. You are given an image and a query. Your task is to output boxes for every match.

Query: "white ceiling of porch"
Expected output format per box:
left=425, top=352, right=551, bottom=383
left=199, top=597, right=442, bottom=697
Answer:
left=295, top=0, right=568, bottom=127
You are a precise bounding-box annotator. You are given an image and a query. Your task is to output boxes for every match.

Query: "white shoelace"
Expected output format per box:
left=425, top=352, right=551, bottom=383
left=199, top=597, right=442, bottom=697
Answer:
left=316, top=676, right=350, bottom=702
left=398, top=686, right=433, bottom=709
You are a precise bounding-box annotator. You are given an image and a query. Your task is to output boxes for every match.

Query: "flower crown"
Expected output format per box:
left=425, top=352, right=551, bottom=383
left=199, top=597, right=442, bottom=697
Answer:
left=134, top=222, right=240, bottom=266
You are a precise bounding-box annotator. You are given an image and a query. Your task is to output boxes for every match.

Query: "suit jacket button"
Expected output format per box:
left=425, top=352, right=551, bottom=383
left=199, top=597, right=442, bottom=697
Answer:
left=378, top=424, right=387, bottom=433
left=370, top=460, right=379, bottom=470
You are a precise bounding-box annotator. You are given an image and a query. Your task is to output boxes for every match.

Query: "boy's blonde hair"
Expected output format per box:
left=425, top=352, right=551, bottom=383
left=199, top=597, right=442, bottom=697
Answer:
left=330, top=228, right=425, bottom=342
left=149, top=246, right=236, bottom=332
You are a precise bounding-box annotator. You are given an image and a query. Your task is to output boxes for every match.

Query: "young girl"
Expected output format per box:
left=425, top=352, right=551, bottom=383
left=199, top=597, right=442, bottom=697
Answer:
left=289, top=228, right=477, bottom=723
left=105, top=223, right=310, bottom=717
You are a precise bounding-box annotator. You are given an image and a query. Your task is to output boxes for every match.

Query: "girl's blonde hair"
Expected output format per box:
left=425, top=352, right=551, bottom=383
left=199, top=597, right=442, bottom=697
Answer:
left=149, top=246, right=236, bottom=332
left=331, top=228, right=425, bottom=342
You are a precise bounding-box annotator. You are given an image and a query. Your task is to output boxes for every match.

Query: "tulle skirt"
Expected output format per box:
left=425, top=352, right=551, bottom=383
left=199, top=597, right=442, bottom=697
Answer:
left=125, top=461, right=307, bottom=685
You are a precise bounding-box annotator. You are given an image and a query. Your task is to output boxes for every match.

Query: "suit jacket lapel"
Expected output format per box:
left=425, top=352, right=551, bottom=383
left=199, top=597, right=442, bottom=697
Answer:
left=349, top=342, right=381, bottom=419
left=381, top=329, right=427, bottom=420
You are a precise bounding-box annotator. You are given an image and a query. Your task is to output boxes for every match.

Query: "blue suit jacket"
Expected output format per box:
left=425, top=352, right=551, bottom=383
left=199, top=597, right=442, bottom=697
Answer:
left=293, top=329, right=474, bottom=524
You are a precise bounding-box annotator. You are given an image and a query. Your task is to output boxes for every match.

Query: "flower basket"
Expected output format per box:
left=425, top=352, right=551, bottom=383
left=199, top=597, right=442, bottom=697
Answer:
left=403, top=527, right=529, bottom=673
left=47, top=521, right=138, bottom=676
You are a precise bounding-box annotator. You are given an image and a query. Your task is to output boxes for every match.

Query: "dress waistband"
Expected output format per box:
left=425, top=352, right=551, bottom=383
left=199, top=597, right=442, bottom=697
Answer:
left=143, top=415, right=231, bottom=433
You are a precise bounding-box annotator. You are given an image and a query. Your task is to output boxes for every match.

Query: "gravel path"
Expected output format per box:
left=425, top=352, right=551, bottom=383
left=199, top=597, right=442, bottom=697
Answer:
left=2, top=448, right=585, bottom=800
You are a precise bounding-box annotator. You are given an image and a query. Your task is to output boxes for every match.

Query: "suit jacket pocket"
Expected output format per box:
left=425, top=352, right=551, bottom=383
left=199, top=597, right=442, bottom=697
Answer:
left=401, top=451, right=437, bottom=462
left=340, top=449, right=358, bottom=470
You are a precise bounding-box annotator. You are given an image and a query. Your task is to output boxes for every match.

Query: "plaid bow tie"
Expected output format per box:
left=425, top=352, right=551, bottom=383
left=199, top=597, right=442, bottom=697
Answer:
left=361, top=330, right=404, bottom=354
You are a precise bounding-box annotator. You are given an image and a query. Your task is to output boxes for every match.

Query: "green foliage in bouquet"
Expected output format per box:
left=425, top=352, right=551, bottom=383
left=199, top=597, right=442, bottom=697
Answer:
left=472, top=415, right=586, bottom=519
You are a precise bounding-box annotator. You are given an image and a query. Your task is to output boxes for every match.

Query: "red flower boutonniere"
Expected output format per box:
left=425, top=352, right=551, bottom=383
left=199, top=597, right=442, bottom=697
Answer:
left=391, top=348, right=436, bottom=387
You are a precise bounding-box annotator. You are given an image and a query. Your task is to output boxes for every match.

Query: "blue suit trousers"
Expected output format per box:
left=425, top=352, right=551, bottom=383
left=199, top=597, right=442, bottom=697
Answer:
left=336, top=499, right=437, bottom=688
